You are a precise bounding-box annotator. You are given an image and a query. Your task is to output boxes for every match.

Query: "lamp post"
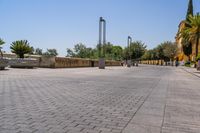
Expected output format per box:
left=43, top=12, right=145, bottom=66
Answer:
left=136, top=47, right=139, bottom=66
left=98, top=17, right=106, bottom=69
left=127, top=36, right=132, bottom=67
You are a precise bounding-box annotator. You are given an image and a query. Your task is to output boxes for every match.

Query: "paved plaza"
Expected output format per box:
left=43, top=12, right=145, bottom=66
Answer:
left=0, top=65, right=200, bottom=133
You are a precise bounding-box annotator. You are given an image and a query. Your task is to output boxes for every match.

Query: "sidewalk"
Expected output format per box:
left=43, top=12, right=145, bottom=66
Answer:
left=180, top=66, right=200, bottom=78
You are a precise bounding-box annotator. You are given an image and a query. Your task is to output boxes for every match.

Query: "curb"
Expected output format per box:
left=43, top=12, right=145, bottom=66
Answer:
left=181, top=67, right=200, bottom=79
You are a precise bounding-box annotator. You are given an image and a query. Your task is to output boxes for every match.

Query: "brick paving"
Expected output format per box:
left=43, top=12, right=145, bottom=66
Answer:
left=0, top=65, right=200, bottom=133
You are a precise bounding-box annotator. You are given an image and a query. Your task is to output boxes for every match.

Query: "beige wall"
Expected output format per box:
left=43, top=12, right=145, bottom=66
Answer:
left=39, top=56, right=56, bottom=68
left=140, top=60, right=164, bottom=65
left=40, top=57, right=121, bottom=68
left=2, top=53, right=121, bottom=68
left=3, top=53, right=17, bottom=58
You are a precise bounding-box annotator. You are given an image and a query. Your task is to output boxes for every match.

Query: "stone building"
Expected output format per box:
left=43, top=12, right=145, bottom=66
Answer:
left=176, top=0, right=200, bottom=62
left=176, top=21, right=196, bottom=61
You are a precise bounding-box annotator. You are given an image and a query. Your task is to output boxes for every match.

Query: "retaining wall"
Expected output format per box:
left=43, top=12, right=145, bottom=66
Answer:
left=2, top=53, right=121, bottom=68
left=40, top=57, right=121, bottom=68
left=140, top=60, right=165, bottom=65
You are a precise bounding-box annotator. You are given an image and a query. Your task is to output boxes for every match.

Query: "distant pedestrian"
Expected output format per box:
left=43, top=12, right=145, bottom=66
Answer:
left=121, top=61, right=124, bottom=66
left=175, top=59, right=179, bottom=67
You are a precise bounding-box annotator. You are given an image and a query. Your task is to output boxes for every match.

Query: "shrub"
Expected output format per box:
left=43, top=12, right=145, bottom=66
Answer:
left=184, top=61, right=191, bottom=67
left=10, top=40, right=32, bottom=58
left=196, top=54, right=200, bottom=61
left=0, top=38, right=5, bottom=57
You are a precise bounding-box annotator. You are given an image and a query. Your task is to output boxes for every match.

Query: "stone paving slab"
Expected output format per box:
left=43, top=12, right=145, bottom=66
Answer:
left=123, top=66, right=200, bottom=133
left=0, top=65, right=200, bottom=133
left=181, top=66, right=200, bottom=78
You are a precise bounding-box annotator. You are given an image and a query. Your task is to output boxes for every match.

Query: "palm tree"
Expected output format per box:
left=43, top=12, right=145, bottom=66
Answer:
left=10, top=40, right=32, bottom=58
left=0, top=38, right=5, bottom=58
left=180, top=14, right=200, bottom=58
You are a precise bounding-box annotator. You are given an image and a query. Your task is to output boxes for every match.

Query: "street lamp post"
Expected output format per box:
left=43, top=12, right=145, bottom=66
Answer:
left=127, top=36, right=132, bottom=67
left=136, top=47, right=138, bottom=67
left=98, top=17, right=106, bottom=69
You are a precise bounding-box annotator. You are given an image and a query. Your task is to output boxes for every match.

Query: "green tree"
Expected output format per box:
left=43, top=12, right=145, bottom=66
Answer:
left=66, top=48, right=75, bottom=57
left=104, top=42, right=113, bottom=55
left=127, top=41, right=146, bottom=60
left=67, top=43, right=98, bottom=59
left=30, top=47, right=34, bottom=54
left=111, top=45, right=123, bottom=60
left=10, top=40, right=32, bottom=58
left=35, top=48, right=43, bottom=55
left=123, top=47, right=129, bottom=60
left=98, top=42, right=123, bottom=60
left=155, top=44, right=164, bottom=60
left=84, top=47, right=94, bottom=58
left=163, top=41, right=177, bottom=61
left=142, top=41, right=177, bottom=64
left=43, top=49, right=58, bottom=56
left=151, top=48, right=157, bottom=60
left=141, top=49, right=157, bottom=60
left=67, top=42, right=124, bottom=60
left=155, top=42, right=176, bottom=61
left=141, top=50, right=152, bottom=60
left=0, top=38, right=5, bottom=58
left=186, top=0, right=193, bottom=21
left=66, top=43, right=94, bottom=58
left=89, top=49, right=98, bottom=59
left=177, top=0, right=193, bottom=61
left=101, top=42, right=113, bottom=59
left=74, top=43, right=92, bottom=58
left=180, top=14, right=200, bottom=57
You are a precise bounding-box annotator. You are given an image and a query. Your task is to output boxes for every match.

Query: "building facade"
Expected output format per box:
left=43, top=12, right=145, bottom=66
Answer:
left=176, top=22, right=200, bottom=62
left=176, top=0, right=200, bottom=62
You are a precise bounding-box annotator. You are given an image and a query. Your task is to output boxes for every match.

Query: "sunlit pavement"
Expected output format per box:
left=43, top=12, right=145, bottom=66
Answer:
left=181, top=66, right=200, bottom=78
left=0, top=65, right=200, bottom=133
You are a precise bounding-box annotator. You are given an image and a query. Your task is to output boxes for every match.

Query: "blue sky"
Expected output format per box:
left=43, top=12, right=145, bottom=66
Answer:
left=0, top=0, right=200, bottom=56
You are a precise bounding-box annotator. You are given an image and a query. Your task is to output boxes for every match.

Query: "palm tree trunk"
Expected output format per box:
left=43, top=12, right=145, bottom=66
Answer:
left=195, top=34, right=199, bottom=68
left=0, top=49, right=3, bottom=58
left=188, top=55, right=191, bottom=61
left=196, top=36, right=199, bottom=57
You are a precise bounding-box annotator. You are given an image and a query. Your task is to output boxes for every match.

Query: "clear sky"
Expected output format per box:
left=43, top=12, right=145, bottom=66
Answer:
left=0, top=0, right=200, bottom=56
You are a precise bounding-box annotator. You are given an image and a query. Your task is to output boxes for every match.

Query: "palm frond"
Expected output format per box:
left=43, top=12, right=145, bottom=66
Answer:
left=10, top=40, right=32, bottom=58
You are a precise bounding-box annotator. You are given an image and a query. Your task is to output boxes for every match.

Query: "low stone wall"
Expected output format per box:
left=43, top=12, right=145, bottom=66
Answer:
left=9, top=58, right=39, bottom=68
left=105, top=60, right=121, bottom=66
left=140, top=60, right=165, bottom=65
left=55, top=57, right=92, bottom=68
left=2, top=53, right=17, bottom=58
left=0, top=58, right=9, bottom=69
left=39, top=56, right=55, bottom=68
left=2, top=53, right=121, bottom=68
left=40, top=57, right=121, bottom=68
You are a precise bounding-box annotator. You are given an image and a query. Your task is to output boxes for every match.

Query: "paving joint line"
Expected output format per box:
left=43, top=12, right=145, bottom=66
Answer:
left=160, top=74, right=170, bottom=133
left=121, top=68, right=165, bottom=133
left=181, top=67, right=200, bottom=79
